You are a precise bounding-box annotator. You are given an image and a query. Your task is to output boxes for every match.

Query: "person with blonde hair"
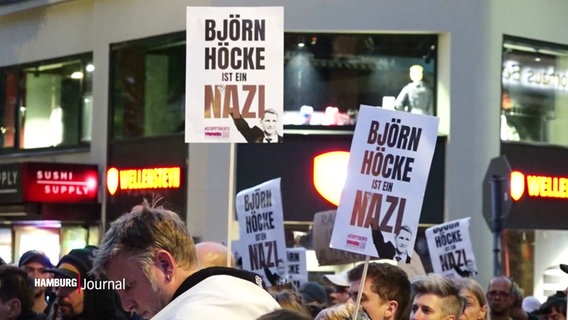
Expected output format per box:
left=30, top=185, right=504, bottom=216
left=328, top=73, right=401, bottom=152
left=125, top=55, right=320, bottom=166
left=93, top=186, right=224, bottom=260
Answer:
left=92, top=200, right=280, bottom=319
left=453, top=277, right=489, bottom=320
left=410, top=273, right=465, bottom=320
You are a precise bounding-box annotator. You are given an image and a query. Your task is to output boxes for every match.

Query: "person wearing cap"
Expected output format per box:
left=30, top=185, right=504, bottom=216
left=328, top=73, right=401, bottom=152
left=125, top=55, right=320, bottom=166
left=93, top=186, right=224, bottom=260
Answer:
left=323, top=270, right=351, bottom=305
left=532, top=291, right=566, bottom=320
left=91, top=200, right=280, bottom=320
left=18, top=250, right=54, bottom=315
left=0, top=264, right=46, bottom=320
left=45, top=247, right=128, bottom=320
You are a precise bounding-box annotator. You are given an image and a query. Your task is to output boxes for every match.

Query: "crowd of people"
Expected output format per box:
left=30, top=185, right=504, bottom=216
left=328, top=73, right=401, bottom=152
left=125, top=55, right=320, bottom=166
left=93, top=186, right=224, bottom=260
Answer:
left=1, top=200, right=567, bottom=320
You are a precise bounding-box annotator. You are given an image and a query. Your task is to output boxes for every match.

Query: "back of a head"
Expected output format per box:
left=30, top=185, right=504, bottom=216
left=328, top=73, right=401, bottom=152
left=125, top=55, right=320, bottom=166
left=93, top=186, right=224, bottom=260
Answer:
left=411, top=274, right=465, bottom=319
left=92, top=199, right=197, bottom=277
left=532, top=291, right=567, bottom=318
left=0, top=265, right=34, bottom=313
left=195, top=241, right=235, bottom=268
left=257, top=308, right=312, bottom=320
left=348, top=262, right=411, bottom=317
left=271, top=289, right=312, bottom=318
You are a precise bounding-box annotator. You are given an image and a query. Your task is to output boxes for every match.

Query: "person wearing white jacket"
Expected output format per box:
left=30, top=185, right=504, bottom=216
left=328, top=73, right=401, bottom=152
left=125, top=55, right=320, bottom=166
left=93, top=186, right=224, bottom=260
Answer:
left=92, top=199, right=280, bottom=320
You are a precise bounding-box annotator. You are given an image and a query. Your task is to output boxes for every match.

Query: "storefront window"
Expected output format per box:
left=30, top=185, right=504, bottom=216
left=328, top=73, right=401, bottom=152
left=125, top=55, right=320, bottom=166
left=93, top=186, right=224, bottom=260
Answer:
left=501, top=36, right=568, bottom=146
left=283, top=33, right=438, bottom=127
left=110, top=32, right=437, bottom=139
left=0, top=53, right=93, bottom=151
left=110, top=32, right=186, bottom=139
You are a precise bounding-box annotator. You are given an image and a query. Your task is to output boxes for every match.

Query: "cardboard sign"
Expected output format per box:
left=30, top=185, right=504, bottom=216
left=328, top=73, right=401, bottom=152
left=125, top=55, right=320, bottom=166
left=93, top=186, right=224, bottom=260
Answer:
left=313, top=210, right=367, bottom=265
left=186, top=6, right=284, bottom=143
left=330, top=106, right=439, bottom=260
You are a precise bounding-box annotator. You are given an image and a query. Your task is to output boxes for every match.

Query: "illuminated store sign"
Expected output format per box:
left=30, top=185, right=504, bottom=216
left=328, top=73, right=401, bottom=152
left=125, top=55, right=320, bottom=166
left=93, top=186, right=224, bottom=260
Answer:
left=106, top=167, right=181, bottom=196
left=502, top=60, right=568, bottom=92
left=510, top=171, right=568, bottom=201
left=22, top=163, right=98, bottom=203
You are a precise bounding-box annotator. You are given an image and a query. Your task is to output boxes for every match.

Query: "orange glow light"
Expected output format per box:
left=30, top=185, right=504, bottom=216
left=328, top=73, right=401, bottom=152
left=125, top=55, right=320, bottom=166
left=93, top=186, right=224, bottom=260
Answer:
left=510, top=171, right=525, bottom=201
left=106, top=167, right=119, bottom=196
left=313, top=151, right=349, bottom=206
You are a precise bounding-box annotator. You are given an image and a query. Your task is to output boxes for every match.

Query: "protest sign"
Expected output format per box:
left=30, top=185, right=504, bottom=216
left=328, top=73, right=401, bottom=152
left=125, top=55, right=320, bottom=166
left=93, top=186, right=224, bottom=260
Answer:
left=235, top=178, right=287, bottom=285
left=286, top=247, right=307, bottom=288
left=313, top=210, right=367, bottom=265
left=426, top=218, right=477, bottom=278
left=330, top=105, right=439, bottom=260
left=186, top=6, right=284, bottom=143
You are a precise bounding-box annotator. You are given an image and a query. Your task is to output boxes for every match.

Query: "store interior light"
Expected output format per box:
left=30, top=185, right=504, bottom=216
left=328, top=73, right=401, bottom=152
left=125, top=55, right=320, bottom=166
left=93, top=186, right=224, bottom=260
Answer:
left=70, top=72, right=83, bottom=79
left=86, top=64, right=95, bottom=72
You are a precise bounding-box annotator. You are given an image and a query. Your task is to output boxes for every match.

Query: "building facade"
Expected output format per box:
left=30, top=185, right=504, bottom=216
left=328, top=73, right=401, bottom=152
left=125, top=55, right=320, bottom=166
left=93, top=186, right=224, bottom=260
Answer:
left=1, top=0, right=568, bottom=297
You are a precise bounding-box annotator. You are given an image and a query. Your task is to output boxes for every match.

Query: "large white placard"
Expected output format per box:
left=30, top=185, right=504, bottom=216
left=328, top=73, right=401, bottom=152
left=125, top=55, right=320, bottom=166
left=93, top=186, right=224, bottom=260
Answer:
left=330, top=106, right=439, bottom=260
left=186, top=6, right=284, bottom=143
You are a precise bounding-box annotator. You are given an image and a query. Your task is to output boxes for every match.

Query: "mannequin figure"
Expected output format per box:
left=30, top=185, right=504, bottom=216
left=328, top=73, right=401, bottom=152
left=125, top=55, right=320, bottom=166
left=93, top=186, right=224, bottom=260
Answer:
left=395, top=64, right=433, bottom=115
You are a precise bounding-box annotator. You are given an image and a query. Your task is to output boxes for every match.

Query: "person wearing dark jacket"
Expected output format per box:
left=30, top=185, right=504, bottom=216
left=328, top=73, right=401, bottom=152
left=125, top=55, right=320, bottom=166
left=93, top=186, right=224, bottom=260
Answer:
left=231, top=108, right=283, bottom=143
left=0, top=264, right=46, bottom=320
left=44, top=247, right=128, bottom=320
left=371, top=225, right=413, bottom=263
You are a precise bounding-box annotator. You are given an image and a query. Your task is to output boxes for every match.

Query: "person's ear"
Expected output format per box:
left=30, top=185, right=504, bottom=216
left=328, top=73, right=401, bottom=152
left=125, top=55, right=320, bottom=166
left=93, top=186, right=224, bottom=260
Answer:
left=154, top=249, right=175, bottom=279
left=384, top=300, right=399, bottom=318
left=6, top=298, right=21, bottom=318
left=479, top=304, right=488, bottom=320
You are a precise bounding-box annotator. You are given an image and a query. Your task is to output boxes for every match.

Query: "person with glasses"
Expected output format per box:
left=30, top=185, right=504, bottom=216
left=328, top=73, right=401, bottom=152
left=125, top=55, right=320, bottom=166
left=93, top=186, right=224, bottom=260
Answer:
left=486, top=276, right=514, bottom=320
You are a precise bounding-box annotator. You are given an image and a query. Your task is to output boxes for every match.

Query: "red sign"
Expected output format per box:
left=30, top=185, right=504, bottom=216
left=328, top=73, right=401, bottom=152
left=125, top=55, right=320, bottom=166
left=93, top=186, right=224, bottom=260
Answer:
left=510, top=170, right=568, bottom=201
left=22, top=163, right=99, bottom=203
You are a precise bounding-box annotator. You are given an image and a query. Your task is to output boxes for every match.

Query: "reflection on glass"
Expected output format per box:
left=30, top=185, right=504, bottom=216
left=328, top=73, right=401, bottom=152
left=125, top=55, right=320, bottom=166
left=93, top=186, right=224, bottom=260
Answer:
left=502, top=36, right=568, bottom=147
left=0, top=53, right=93, bottom=150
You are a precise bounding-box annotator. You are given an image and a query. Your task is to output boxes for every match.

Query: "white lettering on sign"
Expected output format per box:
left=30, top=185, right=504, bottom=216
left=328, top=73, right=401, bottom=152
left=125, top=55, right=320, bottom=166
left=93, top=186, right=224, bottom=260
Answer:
left=503, top=60, right=568, bottom=92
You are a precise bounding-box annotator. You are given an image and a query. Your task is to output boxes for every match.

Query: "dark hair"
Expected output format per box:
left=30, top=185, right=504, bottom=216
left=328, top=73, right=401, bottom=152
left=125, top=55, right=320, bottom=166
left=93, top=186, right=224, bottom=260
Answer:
left=0, top=265, right=34, bottom=312
left=257, top=308, right=312, bottom=320
left=348, top=262, right=411, bottom=318
left=398, top=225, right=413, bottom=236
